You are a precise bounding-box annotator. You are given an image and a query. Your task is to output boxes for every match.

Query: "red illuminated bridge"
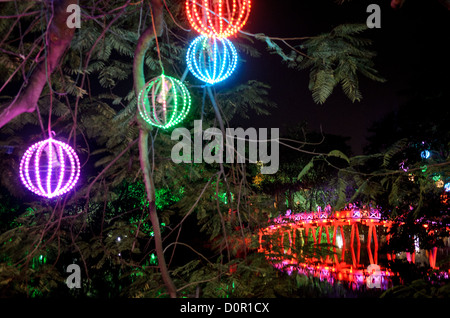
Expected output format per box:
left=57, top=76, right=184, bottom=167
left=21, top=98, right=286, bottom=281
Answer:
left=258, top=206, right=446, bottom=290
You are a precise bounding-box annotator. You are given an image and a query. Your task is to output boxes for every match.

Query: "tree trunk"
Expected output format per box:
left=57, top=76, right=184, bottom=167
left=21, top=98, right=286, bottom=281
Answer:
left=133, top=0, right=177, bottom=298
left=0, top=0, right=76, bottom=129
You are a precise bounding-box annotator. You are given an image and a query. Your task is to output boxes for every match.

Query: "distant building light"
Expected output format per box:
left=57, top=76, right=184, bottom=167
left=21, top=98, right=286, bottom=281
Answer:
left=421, top=150, right=431, bottom=159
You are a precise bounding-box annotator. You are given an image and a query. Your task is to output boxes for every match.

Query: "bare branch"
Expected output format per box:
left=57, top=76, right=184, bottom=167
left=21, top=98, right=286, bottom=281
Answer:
left=0, top=0, right=77, bottom=129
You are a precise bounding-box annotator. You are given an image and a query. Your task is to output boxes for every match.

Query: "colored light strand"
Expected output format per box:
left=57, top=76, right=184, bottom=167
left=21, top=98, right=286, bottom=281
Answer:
left=186, top=35, right=238, bottom=85
left=186, top=0, right=252, bottom=39
left=138, top=74, right=191, bottom=129
left=19, top=138, right=80, bottom=198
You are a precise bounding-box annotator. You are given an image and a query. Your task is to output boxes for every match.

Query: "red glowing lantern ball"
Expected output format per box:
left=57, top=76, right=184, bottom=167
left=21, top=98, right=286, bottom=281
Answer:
left=186, top=0, right=252, bottom=38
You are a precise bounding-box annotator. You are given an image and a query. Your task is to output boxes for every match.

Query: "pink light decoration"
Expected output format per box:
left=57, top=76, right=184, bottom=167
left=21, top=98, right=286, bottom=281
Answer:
left=19, top=138, right=80, bottom=198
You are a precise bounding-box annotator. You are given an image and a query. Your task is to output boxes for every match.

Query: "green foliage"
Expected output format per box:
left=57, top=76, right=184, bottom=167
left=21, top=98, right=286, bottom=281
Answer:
left=301, top=24, right=385, bottom=104
left=216, top=80, right=276, bottom=119
left=256, top=24, right=385, bottom=104
left=381, top=279, right=450, bottom=298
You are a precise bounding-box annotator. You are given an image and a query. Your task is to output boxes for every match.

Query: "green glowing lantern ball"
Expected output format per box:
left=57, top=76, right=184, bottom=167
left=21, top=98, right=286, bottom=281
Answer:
left=138, top=74, right=191, bottom=129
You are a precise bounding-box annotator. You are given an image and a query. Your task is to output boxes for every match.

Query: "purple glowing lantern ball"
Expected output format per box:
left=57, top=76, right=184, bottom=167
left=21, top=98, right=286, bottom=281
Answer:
left=19, top=138, right=80, bottom=198
left=445, top=182, right=450, bottom=192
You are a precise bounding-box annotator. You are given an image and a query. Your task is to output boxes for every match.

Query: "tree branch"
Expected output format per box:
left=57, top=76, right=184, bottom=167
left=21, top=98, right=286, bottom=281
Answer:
left=0, top=0, right=77, bottom=129
left=133, top=0, right=177, bottom=298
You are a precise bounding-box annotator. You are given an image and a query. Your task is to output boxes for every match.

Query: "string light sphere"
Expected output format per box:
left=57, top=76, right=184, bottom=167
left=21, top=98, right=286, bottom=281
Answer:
left=186, top=35, right=238, bottom=85
left=19, top=138, right=81, bottom=198
left=186, top=0, right=252, bottom=38
left=138, top=74, right=191, bottom=129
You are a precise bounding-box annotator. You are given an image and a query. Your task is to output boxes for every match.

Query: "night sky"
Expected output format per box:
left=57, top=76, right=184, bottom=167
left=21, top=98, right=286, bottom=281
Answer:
left=230, top=0, right=450, bottom=155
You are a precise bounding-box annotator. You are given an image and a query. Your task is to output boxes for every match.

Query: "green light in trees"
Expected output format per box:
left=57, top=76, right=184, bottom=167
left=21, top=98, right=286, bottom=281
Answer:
left=432, top=175, right=441, bottom=182
left=214, top=191, right=233, bottom=205
left=217, top=192, right=228, bottom=205
left=31, top=254, right=47, bottom=270
left=149, top=223, right=166, bottom=237
left=125, top=181, right=184, bottom=211
left=155, top=187, right=184, bottom=210
left=149, top=253, right=157, bottom=265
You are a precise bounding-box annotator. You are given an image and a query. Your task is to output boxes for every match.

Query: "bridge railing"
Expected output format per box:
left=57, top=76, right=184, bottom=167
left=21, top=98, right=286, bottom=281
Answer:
left=271, top=208, right=382, bottom=225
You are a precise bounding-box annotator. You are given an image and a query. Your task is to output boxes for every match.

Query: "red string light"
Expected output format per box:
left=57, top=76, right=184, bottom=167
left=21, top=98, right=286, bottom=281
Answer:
left=186, top=0, right=252, bottom=38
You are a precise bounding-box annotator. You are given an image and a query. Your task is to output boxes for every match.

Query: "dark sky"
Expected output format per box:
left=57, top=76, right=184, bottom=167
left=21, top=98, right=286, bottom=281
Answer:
left=230, top=0, right=450, bottom=155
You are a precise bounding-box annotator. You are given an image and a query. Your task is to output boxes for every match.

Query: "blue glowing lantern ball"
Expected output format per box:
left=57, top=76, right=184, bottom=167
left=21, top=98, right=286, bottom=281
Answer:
left=186, top=35, right=238, bottom=85
left=421, top=150, right=431, bottom=159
